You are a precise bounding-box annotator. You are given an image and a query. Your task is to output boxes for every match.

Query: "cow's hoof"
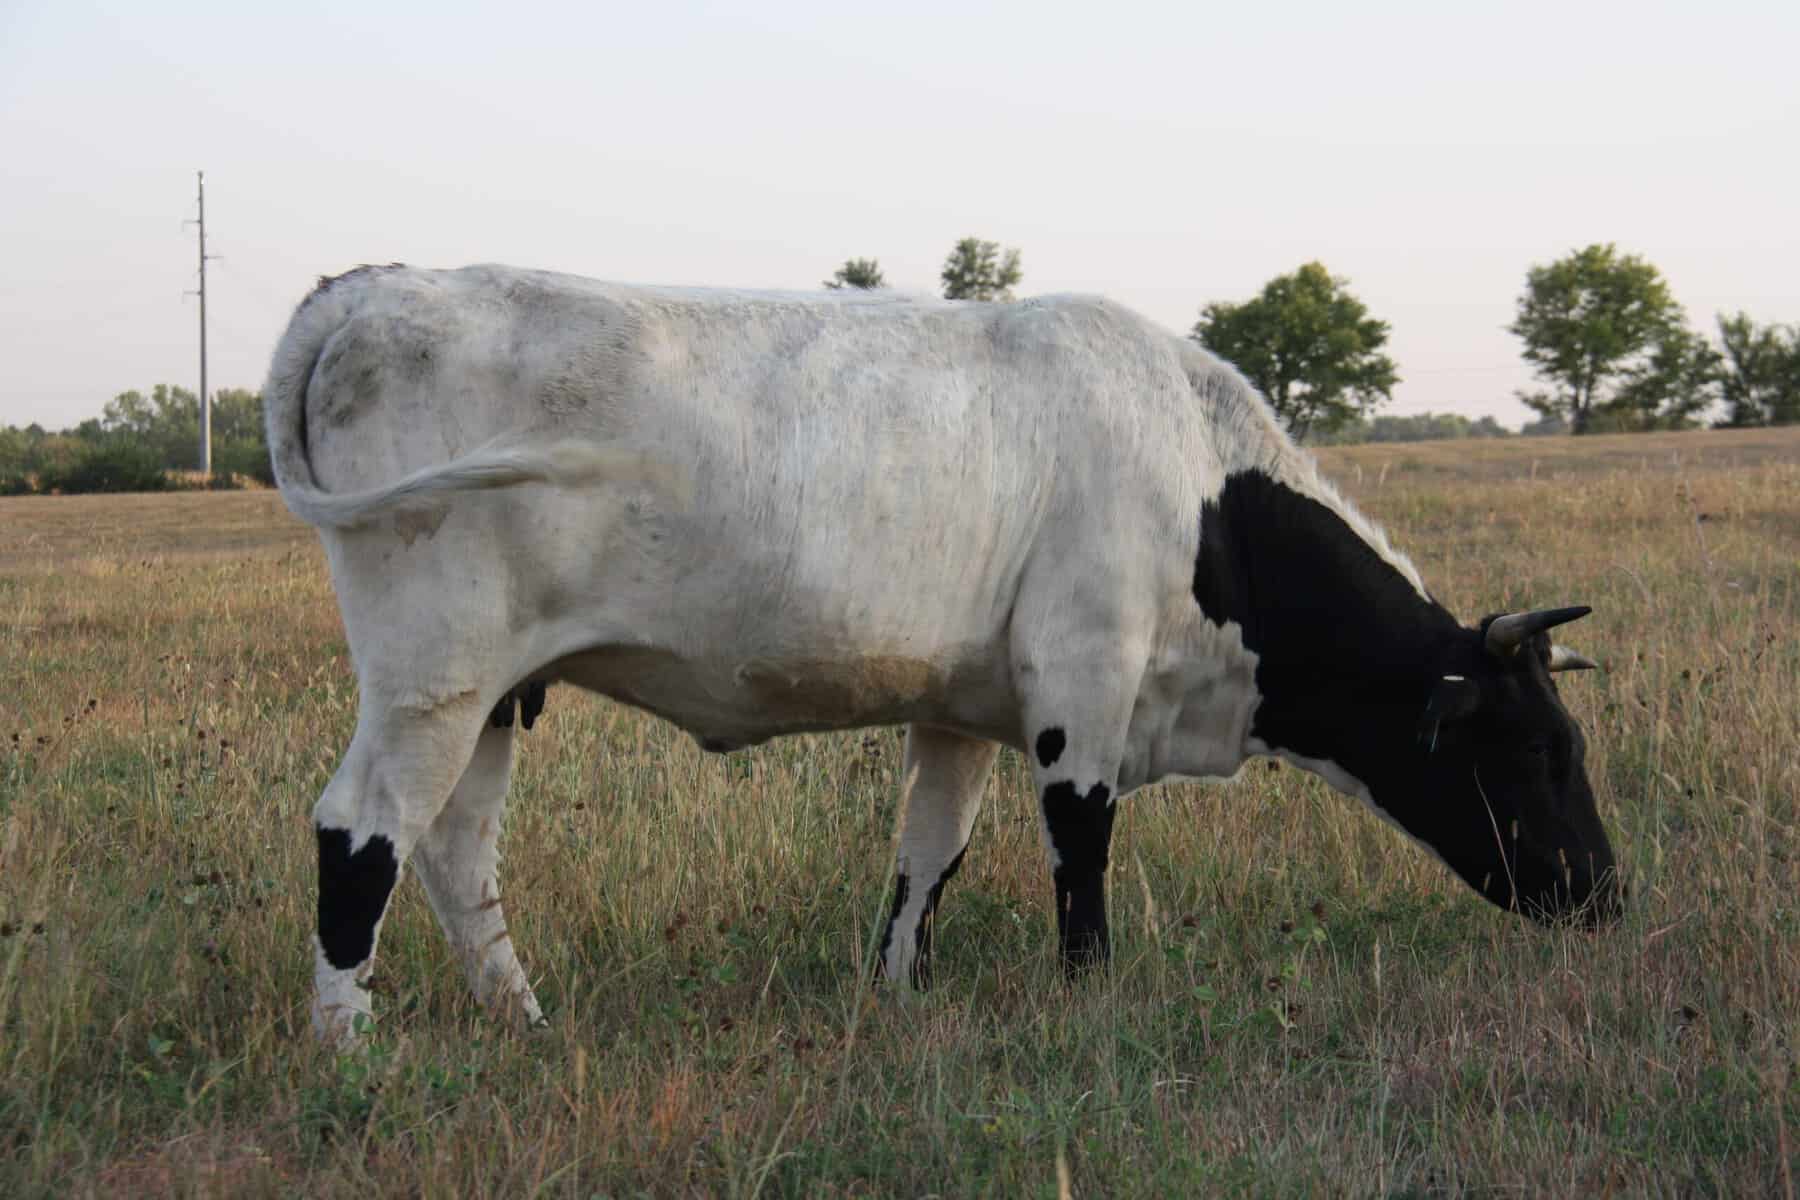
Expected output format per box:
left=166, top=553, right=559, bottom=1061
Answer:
left=312, top=999, right=373, bottom=1050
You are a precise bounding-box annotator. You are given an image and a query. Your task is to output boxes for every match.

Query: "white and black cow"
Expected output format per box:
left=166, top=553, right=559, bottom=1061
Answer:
left=265, top=264, right=1618, bottom=1043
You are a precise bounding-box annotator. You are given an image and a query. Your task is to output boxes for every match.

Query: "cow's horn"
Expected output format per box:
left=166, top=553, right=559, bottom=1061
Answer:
left=1548, top=644, right=1600, bottom=672
left=1486, top=606, right=1592, bottom=657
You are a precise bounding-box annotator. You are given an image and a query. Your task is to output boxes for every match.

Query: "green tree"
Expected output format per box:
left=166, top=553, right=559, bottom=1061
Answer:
left=1601, top=326, right=1718, bottom=431
left=102, top=383, right=201, bottom=468
left=93, top=384, right=268, bottom=475
left=102, top=383, right=197, bottom=436
left=209, top=388, right=257, bottom=441
left=0, top=426, right=31, bottom=494
left=940, top=237, right=1022, bottom=301
left=1714, top=312, right=1800, bottom=427
left=1509, top=244, right=1698, bottom=434
left=823, top=258, right=886, bottom=290
left=209, top=389, right=272, bottom=483
left=1777, top=338, right=1800, bottom=426
left=1191, top=262, right=1399, bottom=439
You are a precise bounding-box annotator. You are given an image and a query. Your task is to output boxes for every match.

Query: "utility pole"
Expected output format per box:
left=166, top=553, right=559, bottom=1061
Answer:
left=185, top=171, right=220, bottom=474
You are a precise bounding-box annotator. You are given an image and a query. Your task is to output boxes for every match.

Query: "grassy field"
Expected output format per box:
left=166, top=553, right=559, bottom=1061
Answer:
left=2, top=426, right=1797, bottom=1197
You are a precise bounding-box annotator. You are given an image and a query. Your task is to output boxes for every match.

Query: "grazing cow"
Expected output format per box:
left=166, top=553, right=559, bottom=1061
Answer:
left=265, top=264, right=1618, bottom=1043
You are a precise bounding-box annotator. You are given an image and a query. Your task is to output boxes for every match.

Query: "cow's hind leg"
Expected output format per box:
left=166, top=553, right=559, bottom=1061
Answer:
left=878, top=725, right=1000, bottom=988
left=409, top=704, right=545, bottom=1030
left=311, top=694, right=488, bottom=1045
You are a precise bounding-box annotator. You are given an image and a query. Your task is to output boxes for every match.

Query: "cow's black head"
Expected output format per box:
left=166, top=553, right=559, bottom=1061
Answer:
left=1382, top=607, right=1620, bottom=925
left=1247, top=602, right=1621, bottom=926
left=1194, top=471, right=1620, bottom=926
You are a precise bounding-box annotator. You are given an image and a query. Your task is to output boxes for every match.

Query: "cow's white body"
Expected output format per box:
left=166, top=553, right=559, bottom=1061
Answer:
left=267, top=264, right=1425, bottom=1040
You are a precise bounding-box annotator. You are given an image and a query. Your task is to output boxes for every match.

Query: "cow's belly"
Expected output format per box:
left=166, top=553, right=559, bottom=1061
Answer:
left=519, top=463, right=1031, bottom=748
left=544, top=637, right=1020, bottom=751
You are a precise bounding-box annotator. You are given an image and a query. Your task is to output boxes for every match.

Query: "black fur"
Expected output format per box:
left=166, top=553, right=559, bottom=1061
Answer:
left=489, top=682, right=549, bottom=731
left=910, top=844, right=969, bottom=989
left=519, top=681, right=547, bottom=730
left=1034, top=727, right=1067, bottom=768
left=1041, top=780, right=1116, bottom=970
left=1193, top=470, right=1459, bottom=677
left=316, top=827, right=399, bottom=970
left=878, top=872, right=910, bottom=971
left=879, top=842, right=974, bottom=988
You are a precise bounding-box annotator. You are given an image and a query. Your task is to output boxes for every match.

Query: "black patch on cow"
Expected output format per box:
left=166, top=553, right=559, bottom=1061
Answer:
left=910, top=844, right=970, bottom=989
left=877, top=872, right=910, bottom=976
left=519, top=681, right=547, bottom=730
left=1191, top=470, right=1464, bottom=853
left=489, top=682, right=549, bottom=731
left=1034, top=727, right=1067, bottom=768
left=1193, top=470, right=1458, bottom=673
left=317, top=827, right=399, bottom=971
left=1192, top=469, right=1464, bottom=773
left=1041, top=781, right=1116, bottom=972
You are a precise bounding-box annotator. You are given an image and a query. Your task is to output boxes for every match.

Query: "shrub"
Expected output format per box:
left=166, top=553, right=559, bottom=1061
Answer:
left=210, top=439, right=276, bottom=486
left=39, top=440, right=170, bottom=494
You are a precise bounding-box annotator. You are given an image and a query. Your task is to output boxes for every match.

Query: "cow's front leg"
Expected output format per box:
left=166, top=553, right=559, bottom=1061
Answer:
left=1018, top=657, right=1138, bottom=976
left=879, top=725, right=1000, bottom=988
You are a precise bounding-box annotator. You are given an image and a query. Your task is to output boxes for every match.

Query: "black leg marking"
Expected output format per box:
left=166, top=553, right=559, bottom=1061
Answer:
left=488, top=692, right=517, bottom=728
left=877, top=872, right=911, bottom=977
left=519, top=681, right=547, bottom=730
left=317, top=827, right=400, bottom=971
left=1041, top=781, right=1116, bottom=973
left=911, top=844, right=969, bottom=989
left=1034, top=727, right=1067, bottom=768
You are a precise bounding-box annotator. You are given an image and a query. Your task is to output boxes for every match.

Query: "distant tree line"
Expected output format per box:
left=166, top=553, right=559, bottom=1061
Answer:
left=827, top=238, right=1798, bottom=439
left=1, top=385, right=271, bottom=495
left=1308, top=412, right=1514, bottom=446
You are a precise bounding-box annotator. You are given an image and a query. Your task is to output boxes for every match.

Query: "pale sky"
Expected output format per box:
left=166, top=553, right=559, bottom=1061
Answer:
left=3, top=1, right=1796, bottom=431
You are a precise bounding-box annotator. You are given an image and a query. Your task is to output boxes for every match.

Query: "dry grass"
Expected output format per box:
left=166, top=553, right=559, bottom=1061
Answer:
left=2, top=427, right=1797, bottom=1197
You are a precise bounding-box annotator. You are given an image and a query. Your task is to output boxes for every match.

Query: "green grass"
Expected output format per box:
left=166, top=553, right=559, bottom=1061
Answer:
left=2, top=427, right=1798, bottom=1196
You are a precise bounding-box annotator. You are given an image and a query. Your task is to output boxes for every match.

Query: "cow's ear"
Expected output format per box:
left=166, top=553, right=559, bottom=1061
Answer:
left=1418, top=674, right=1481, bottom=750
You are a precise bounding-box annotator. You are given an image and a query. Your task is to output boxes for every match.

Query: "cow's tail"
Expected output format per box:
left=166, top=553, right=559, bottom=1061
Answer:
left=274, top=436, right=689, bottom=531
left=262, top=271, right=688, bottom=531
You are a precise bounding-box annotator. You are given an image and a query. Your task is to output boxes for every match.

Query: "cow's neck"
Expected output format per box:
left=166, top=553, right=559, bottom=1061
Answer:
left=1193, top=468, right=1462, bottom=781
